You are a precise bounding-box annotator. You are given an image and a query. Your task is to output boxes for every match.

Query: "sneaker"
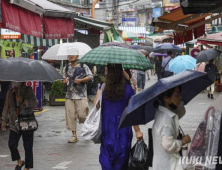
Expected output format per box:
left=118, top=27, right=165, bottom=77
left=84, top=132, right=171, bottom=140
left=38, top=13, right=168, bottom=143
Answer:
left=138, top=88, right=141, bottom=91
left=68, top=136, right=78, bottom=143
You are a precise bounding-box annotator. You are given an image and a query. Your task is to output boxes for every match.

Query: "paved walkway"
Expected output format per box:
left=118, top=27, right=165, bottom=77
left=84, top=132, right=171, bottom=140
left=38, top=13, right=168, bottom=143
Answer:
left=0, top=74, right=220, bottom=170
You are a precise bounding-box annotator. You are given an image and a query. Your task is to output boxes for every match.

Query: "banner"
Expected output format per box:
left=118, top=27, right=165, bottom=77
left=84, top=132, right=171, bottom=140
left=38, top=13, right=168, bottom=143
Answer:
left=1, top=0, right=42, bottom=37
left=43, top=17, right=74, bottom=39
left=1, top=41, right=21, bottom=58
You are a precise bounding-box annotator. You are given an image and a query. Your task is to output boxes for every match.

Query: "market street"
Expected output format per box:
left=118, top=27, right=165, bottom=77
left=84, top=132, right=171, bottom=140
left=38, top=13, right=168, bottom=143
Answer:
left=0, top=74, right=220, bottom=170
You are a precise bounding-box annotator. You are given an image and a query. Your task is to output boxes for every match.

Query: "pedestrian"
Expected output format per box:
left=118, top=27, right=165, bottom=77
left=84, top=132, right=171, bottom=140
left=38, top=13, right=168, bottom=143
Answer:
left=162, top=50, right=174, bottom=78
left=194, top=62, right=206, bottom=73
left=1, top=82, right=38, bottom=170
left=123, top=69, right=132, bottom=85
left=152, top=86, right=191, bottom=170
left=0, top=81, right=11, bottom=125
left=204, top=59, right=218, bottom=99
left=146, top=54, right=151, bottom=80
left=87, top=65, right=98, bottom=102
left=155, top=56, right=163, bottom=80
left=137, top=70, right=146, bottom=91
left=63, top=55, right=93, bottom=143
left=95, top=64, right=143, bottom=170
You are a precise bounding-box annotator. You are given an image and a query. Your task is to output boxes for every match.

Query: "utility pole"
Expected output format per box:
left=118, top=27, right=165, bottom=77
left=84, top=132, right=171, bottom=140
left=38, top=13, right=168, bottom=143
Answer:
left=112, top=0, right=119, bottom=27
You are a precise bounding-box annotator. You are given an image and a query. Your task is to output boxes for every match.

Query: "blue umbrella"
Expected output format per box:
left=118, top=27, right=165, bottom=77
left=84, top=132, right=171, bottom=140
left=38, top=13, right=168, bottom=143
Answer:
left=119, top=70, right=213, bottom=128
left=169, top=55, right=196, bottom=74
left=153, top=43, right=183, bottom=54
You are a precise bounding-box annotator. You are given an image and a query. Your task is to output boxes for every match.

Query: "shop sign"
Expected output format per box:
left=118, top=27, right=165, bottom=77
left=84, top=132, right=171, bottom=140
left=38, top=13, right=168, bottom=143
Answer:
left=0, top=41, right=21, bottom=58
left=122, top=18, right=137, bottom=22
left=151, top=1, right=162, bottom=8
left=26, top=81, right=42, bottom=110
left=163, top=0, right=180, bottom=6
left=1, top=29, right=21, bottom=39
left=153, top=8, right=162, bottom=18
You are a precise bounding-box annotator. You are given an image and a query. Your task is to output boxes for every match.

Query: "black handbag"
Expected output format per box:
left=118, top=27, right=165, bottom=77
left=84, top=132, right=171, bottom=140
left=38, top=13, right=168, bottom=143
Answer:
left=161, top=58, right=172, bottom=78
left=13, top=92, right=38, bottom=132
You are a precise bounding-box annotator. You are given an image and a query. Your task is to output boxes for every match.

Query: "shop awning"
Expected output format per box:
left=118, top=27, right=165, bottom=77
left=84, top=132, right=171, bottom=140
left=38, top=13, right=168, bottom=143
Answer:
left=10, top=35, right=61, bottom=47
left=1, top=0, right=75, bottom=39
left=118, top=26, right=147, bottom=34
left=10, top=0, right=76, bottom=18
left=153, top=7, right=212, bottom=33
left=75, top=16, right=113, bottom=31
left=197, top=33, right=222, bottom=46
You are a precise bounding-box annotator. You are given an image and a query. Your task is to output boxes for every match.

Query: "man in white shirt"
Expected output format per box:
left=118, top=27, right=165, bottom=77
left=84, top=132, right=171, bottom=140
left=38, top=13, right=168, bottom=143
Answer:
left=161, top=50, right=174, bottom=78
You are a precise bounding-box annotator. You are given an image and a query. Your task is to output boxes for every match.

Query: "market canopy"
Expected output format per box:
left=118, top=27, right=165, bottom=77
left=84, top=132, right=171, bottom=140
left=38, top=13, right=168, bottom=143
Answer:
left=1, top=0, right=75, bottom=39
left=75, top=16, right=113, bottom=31
left=152, top=7, right=222, bottom=44
left=197, top=33, right=222, bottom=46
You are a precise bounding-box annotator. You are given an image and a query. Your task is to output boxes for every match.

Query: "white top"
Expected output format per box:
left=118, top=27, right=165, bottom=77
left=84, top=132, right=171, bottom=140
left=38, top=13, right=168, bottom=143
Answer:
left=152, top=106, right=184, bottom=170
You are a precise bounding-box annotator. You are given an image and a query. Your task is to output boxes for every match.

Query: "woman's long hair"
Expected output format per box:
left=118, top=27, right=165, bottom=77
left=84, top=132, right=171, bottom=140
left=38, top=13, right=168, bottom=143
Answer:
left=104, top=64, right=125, bottom=102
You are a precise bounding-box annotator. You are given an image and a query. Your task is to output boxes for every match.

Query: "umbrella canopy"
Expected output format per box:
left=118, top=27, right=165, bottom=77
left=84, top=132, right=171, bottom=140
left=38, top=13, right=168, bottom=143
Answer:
left=42, top=42, right=92, bottom=60
left=122, top=31, right=144, bottom=41
left=196, top=49, right=221, bottom=63
left=100, top=42, right=129, bottom=49
left=130, top=45, right=141, bottom=50
left=137, top=49, right=148, bottom=55
left=139, top=46, right=153, bottom=53
left=79, top=46, right=153, bottom=71
left=169, top=55, right=196, bottom=74
left=119, top=70, right=213, bottom=128
left=0, top=57, right=63, bottom=82
left=153, top=43, right=183, bottom=54
left=154, top=53, right=167, bottom=57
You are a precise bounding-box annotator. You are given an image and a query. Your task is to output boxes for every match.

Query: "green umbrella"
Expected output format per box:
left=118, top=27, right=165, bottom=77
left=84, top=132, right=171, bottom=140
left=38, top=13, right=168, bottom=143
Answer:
left=79, top=46, right=153, bottom=71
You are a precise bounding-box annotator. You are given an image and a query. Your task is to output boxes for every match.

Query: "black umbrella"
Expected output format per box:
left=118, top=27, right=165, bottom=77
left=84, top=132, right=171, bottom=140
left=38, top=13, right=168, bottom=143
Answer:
left=153, top=43, right=183, bottom=54
left=196, top=49, right=221, bottom=63
left=0, top=57, right=63, bottom=82
left=119, top=70, right=213, bottom=128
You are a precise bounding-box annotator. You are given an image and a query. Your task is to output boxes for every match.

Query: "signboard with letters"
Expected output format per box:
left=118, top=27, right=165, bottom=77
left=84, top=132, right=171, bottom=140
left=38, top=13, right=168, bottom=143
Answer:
left=1, top=29, right=21, bottom=39
left=122, top=18, right=137, bottom=22
left=0, top=41, right=21, bottom=58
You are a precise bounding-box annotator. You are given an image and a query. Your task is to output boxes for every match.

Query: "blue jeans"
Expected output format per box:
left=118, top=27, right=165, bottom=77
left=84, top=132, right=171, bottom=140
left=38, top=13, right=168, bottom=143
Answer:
left=137, top=73, right=145, bottom=89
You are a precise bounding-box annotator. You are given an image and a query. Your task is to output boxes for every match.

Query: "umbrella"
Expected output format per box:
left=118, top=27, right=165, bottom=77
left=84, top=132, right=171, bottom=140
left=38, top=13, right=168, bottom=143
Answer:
left=137, top=49, right=148, bottom=55
left=169, top=55, right=196, bottom=74
left=119, top=70, right=213, bottom=128
left=0, top=57, right=63, bottom=82
left=139, top=46, right=153, bottom=53
left=196, top=49, right=221, bottom=63
left=153, top=43, right=183, bottom=54
left=130, top=45, right=141, bottom=50
left=122, top=31, right=144, bottom=41
left=42, top=42, right=92, bottom=60
left=154, top=53, right=167, bottom=57
left=100, top=42, right=129, bottom=48
left=149, top=52, right=155, bottom=58
left=79, top=46, right=153, bottom=71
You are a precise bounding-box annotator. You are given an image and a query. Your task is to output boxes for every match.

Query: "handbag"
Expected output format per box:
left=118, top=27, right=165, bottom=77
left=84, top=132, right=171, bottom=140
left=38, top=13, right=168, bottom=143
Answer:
left=13, top=92, right=38, bottom=132
left=80, top=84, right=105, bottom=143
left=161, top=58, right=172, bottom=78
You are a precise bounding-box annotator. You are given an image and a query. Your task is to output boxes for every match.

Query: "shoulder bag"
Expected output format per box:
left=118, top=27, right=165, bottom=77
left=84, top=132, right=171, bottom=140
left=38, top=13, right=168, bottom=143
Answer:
left=80, top=84, right=105, bottom=143
left=161, top=58, right=172, bottom=78
left=13, top=91, right=38, bottom=132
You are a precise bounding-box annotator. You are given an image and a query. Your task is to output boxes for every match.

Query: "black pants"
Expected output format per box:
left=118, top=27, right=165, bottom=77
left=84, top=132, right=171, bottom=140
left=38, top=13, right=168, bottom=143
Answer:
left=0, top=98, right=5, bottom=118
left=8, top=130, right=34, bottom=168
left=163, top=71, right=174, bottom=78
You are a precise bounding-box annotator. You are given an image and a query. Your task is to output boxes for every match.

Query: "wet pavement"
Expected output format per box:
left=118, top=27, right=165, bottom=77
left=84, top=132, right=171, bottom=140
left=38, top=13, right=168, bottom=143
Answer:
left=0, top=74, right=220, bottom=170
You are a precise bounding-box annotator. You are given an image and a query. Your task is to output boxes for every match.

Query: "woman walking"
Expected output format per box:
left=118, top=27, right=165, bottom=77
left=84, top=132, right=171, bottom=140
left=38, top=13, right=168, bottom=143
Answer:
left=94, top=64, right=143, bottom=170
left=1, top=82, right=38, bottom=170
left=152, top=86, right=191, bottom=170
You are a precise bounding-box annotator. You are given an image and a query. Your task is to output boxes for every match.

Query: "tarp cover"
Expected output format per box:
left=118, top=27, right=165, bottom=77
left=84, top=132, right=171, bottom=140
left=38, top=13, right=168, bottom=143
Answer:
left=1, top=0, right=42, bottom=37
left=43, top=17, right=74, bottom=39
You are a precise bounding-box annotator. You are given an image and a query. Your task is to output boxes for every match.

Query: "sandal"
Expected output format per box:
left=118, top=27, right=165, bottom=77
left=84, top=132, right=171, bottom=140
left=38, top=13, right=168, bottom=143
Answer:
left=15, top=161, right=25, bottom=170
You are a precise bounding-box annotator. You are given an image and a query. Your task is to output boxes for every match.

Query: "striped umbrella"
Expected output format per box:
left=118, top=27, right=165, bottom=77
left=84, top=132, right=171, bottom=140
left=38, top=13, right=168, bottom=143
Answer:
left=79, top=46, right=153, bottom=71
left=100, top=42, right=129, bottom=48
left=122, top=31, right=144, bottom=41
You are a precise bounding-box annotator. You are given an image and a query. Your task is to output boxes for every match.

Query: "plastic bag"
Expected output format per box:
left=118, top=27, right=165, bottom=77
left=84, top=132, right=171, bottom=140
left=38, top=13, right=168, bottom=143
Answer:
left=128, top=140, right=149, bottom=170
